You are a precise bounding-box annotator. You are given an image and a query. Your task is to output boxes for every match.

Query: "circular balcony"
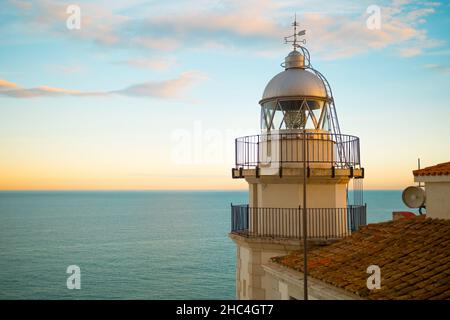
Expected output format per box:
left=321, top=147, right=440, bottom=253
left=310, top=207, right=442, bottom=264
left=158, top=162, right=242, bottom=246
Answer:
left=232, top=132, right=362, bottom=179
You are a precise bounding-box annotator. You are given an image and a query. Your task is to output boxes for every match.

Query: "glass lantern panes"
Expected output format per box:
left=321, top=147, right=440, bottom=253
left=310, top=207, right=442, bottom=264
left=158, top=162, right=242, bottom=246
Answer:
left=261, top=98, right=329, bottom=131
left=261, top=101, right=276, bottom=131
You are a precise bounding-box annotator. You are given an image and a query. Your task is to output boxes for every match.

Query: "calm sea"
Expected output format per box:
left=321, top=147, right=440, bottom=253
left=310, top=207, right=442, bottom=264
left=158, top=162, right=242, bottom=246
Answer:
left=0, top=190, right=410, bottom=299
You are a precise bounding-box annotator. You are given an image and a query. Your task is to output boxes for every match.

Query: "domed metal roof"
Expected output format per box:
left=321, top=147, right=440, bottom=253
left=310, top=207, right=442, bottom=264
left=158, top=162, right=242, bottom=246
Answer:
left=260, top=65, right=327, bottom=103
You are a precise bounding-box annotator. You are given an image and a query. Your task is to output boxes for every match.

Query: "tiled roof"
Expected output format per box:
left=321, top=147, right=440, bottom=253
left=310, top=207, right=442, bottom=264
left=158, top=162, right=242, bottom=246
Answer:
left=413, top=161, right=450, bottom=176
left=272, top=217, right=450, bottom=300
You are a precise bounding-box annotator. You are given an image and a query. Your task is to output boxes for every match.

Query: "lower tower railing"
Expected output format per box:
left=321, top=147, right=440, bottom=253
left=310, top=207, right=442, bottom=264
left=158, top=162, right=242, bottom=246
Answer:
left=231, top=204, right=366, bottom=240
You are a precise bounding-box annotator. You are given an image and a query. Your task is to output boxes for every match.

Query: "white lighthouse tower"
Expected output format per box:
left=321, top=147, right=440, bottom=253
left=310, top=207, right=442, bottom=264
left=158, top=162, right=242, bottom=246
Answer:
left=229, top=20, right=366, bottom=300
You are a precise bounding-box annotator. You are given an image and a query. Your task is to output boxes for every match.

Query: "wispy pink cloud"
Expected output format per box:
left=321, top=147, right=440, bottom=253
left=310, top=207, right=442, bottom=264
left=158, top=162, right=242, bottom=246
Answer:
left=0, top=79, right=19, bottom=89
left=0, top=71, right=206, bottom=99
left=298, top=1, right=443, bottom=60
left=8, top=0, right=130, bottom=46
left=0, top=80, right=105, bottom=98
left=113, top=71, right=207, bottom=98
left=6, top=0, right=446, bottom=60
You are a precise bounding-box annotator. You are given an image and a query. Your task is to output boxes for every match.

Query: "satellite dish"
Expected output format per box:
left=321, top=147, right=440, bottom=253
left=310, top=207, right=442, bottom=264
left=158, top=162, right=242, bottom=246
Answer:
left=402, top=186, right=426, bottom=208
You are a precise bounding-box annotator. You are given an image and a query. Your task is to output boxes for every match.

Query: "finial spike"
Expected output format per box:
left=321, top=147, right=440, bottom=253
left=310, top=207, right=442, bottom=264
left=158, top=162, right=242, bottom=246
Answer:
left=284, top=14, right=306, bottom=50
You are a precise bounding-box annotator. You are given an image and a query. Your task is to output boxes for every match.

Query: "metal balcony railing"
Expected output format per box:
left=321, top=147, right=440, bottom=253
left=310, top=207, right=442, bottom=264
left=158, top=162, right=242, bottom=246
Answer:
left=235, top=132, right=361, bottom=169
left=231, top=204, right=367, bottom=240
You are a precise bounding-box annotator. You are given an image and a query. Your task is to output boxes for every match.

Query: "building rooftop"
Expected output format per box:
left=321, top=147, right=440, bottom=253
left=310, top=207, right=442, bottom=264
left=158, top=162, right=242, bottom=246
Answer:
left=271, top=217, right=450, bottom=300
left=413, top=161, right=450, bottom=176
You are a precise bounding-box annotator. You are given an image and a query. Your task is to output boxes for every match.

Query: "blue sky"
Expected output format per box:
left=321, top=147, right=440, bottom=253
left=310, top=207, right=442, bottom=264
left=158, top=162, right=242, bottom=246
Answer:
left=0, top=0, right=449, bottom=190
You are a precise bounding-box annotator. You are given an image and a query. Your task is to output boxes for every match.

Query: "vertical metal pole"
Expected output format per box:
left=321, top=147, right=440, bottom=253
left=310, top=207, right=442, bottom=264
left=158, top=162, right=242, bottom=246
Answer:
left=417, top=158, right=422, bottom=187
left=231, top=203, right=233, bottom=232
left=303, top=131, right=308, bottom=300
left=236, top=138, right=239, bottom=170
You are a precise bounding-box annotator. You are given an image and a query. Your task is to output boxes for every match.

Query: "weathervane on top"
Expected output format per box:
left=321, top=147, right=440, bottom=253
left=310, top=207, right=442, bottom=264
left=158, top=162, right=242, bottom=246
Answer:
left=284, top=14, right=306, bottom=50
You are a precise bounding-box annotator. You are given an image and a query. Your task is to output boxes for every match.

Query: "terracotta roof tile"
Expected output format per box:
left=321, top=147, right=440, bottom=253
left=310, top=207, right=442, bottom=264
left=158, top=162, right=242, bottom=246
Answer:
left=271, top=217, right=450, bottom=300
left=413, top=161, right=450, bottom=176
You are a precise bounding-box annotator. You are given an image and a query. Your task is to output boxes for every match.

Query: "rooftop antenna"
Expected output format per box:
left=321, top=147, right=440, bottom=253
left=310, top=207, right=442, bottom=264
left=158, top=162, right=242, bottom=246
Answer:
left=284, top=14, right=306, bottom=50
